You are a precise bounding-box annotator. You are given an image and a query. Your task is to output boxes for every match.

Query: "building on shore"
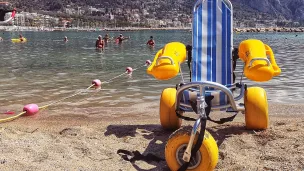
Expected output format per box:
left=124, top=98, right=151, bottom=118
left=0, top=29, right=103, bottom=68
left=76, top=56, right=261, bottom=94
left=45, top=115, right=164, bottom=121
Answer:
left=5, top=12, right=59, bottom=27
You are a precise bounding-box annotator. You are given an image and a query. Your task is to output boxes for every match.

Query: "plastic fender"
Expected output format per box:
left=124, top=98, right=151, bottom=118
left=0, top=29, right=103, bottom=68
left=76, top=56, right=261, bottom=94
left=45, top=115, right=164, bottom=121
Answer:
left=245, top=87, right=269, bottom=130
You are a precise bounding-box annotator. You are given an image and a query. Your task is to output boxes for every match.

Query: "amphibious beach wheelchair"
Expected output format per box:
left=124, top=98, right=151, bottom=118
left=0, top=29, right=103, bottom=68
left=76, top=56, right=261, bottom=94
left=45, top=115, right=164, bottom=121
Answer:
left=147, top=0, right=281, bottom=170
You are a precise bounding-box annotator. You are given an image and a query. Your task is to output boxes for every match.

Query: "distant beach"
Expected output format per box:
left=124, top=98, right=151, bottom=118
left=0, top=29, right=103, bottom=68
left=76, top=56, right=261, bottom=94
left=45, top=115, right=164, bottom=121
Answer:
left=0, top=26, right=192, bottom=32
left=234, top=27, right=304, bottom=33
left=1, top=25, right=304, bottom=32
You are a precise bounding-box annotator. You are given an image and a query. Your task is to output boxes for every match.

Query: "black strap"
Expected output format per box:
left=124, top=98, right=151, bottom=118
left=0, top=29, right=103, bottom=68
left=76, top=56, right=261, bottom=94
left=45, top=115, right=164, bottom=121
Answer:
left=207, top=114, right=237, bottom=124
left=186, top=45, right=192, bottom=82
left=176, top=111, right=237, bottom=124
left=232, top=47, right=239, bottom=83
left=176, top=95, right=237, bottom=125
left=117, top=149, right=165, bottom=163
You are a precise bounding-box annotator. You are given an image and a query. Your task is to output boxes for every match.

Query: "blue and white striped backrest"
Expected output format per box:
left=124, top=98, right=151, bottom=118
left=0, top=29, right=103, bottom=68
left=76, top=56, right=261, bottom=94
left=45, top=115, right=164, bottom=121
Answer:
left=192, top=0, right=233, bottom=85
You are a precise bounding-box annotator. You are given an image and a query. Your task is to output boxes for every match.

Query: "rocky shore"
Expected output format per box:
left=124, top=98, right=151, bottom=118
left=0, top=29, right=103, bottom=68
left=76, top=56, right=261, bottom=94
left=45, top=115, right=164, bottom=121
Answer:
left=1, top=26, right=304, bottom=32
left=234, top=27, right=304, bottom=33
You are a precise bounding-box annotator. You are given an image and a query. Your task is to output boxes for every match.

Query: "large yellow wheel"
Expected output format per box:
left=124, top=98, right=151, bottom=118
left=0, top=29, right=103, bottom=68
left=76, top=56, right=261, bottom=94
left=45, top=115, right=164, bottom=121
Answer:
left=165, top=126, right=218, bottom=171
left=160, top=88, right=182, bottom=130
left=245, top=87, right=269, bottom=130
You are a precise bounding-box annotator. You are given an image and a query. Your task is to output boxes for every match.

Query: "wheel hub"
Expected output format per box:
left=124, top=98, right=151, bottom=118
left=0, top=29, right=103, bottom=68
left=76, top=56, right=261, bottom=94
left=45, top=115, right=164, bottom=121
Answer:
left=176, top=144, right=201, bottom=169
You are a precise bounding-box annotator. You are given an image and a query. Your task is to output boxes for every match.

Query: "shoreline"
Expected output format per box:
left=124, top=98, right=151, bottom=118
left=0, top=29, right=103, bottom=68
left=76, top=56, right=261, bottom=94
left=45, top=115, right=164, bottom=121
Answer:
left=1, top=26, right=304, bottom=32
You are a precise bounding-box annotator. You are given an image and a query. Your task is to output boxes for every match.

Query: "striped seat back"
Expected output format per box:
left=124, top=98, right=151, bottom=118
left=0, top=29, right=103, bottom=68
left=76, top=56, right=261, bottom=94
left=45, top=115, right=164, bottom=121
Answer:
left=192, top=0, right=233, bottom=84
left=190, top=0, right=233, bottom=107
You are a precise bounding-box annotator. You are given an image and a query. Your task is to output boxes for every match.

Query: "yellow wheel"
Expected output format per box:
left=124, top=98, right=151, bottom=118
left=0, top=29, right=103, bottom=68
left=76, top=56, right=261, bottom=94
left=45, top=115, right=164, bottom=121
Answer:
left=165, top=126, right=218, bottom=171
left=245, top=87, right=269, bottom=130
left=160, top=88, right=182, bottom=130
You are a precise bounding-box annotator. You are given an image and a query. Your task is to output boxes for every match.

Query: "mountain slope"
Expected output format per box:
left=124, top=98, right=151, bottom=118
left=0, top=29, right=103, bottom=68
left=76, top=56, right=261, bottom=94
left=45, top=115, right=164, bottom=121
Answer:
left=233, top=0, right=304, bottom=21
left=7, top=0, right=304, bottom=23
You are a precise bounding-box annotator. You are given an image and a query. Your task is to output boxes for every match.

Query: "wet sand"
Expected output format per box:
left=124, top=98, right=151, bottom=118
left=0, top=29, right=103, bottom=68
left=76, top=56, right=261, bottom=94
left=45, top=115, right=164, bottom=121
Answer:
left=0, top=102, right=303, bottom=170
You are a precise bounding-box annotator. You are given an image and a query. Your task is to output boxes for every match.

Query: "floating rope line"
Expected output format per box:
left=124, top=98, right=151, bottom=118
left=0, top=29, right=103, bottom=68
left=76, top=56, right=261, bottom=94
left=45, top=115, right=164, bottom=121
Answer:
left=38, top=84, right=95, bottom=110
left=0, top=60, right=152, bottom=124
left=101, top=64, right=148, bottom=84
left=70, top=63, right=150, bottom=105
left=101, top=72, right=128, bottom=84
left=0, top=111, right=26, bottom=123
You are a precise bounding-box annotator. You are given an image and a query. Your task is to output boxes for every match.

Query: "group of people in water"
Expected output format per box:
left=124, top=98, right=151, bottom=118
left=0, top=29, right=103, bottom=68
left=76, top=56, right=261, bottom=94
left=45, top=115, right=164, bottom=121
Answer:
left=1, top=32, right=155, bottom=49
left=94, top=33, right=131, bottom=49
left=62, top=33, right=155, bottom=50
left=94, top=33, right=155, bottom=50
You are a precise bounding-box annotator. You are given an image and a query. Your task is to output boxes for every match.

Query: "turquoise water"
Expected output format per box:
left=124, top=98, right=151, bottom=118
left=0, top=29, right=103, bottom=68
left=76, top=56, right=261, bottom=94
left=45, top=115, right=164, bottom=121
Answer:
left=0, top=31, right=303, bottom=113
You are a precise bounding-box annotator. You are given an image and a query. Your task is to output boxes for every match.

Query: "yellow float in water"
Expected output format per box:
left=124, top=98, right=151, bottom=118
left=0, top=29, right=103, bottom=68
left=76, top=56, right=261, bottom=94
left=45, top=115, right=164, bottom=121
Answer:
left=147, top=42, right=186, bottom=80
left=11, top=38, right=27, bottom=43
left=238, top=39, right=281, bottom=82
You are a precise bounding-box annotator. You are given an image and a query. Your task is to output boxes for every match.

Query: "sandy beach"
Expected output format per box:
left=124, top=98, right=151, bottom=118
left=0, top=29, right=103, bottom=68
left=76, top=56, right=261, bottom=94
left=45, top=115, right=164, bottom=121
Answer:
left=0, top=102, right=303, bottom=171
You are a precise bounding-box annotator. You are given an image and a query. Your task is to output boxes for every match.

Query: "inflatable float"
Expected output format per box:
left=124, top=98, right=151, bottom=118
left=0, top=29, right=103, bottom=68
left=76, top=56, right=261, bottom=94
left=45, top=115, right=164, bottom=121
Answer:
left=11, top=38, right=27, bottom=43
left=147, top=42, right=186, bottom=80
left=238, top=39, right=281, bottom=82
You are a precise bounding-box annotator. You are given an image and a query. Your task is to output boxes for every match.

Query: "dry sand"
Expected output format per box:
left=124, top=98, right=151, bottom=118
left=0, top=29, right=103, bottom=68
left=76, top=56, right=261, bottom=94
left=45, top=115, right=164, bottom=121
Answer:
left=0, top=102, right=303, bottom=171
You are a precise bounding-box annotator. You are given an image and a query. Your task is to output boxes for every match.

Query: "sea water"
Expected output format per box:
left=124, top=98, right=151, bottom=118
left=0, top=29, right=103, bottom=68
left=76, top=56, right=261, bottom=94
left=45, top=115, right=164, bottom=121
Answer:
left=0, top=30, right=303, bottom=113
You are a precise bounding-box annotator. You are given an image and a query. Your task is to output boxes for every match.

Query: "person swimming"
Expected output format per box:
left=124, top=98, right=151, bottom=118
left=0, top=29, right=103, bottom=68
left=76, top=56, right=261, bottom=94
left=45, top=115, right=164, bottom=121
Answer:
left=95, top=35, right=104, bottom=49
left=116, top=34, right=129, bottom=43
left=103, top=34, right=111, bottom=43
left=64, top=36, right=68, bottom=42
left=19, top=34, right=24, bottom=41
left=116, top=34, right=124, bottom=43
left=146, top=36, right=155, bottom=46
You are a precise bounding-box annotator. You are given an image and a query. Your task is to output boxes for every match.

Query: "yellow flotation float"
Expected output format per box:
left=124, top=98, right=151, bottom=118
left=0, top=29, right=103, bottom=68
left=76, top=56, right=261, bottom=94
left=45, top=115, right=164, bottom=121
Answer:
left=147, top=42, right=186, bottom=80
left=11, top=38, right=27, bottom=43
left=238, top=39, right=281, bottom=82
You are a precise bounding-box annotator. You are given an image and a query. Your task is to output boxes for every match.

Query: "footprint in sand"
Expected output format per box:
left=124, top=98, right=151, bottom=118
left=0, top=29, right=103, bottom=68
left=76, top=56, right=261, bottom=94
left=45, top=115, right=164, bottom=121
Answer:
left=59, top=128, right=81, bottom=137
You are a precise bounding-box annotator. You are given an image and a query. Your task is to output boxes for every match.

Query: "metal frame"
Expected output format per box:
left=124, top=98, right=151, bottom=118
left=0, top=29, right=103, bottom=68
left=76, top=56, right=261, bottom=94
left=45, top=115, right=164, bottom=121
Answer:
left=176, top=81, right=245, bottom=112
left=249, top=58, right=271, bottom=67
left=176, top=80, right=245, bottom=163
left=178, top=0, right=238, bottom=165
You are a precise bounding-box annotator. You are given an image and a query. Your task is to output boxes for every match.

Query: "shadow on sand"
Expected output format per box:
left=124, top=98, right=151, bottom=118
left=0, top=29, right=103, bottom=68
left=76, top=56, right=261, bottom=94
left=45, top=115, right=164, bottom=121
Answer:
left=105, top=123, right=251, bottom=171
left=207, top=124, right=251, bottom=147
left=104, top=124, right=172, bottom=171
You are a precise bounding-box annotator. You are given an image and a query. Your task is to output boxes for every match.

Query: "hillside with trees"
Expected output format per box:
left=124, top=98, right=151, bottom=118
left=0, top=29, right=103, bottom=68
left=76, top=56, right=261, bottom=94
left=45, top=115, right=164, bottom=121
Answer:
left=6, top=0, right=304, bottom=27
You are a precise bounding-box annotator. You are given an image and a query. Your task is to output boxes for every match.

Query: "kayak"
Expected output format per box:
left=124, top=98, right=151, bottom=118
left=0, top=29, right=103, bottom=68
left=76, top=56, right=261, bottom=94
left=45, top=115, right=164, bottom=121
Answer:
left=11, top=38, right=27, bottom=43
